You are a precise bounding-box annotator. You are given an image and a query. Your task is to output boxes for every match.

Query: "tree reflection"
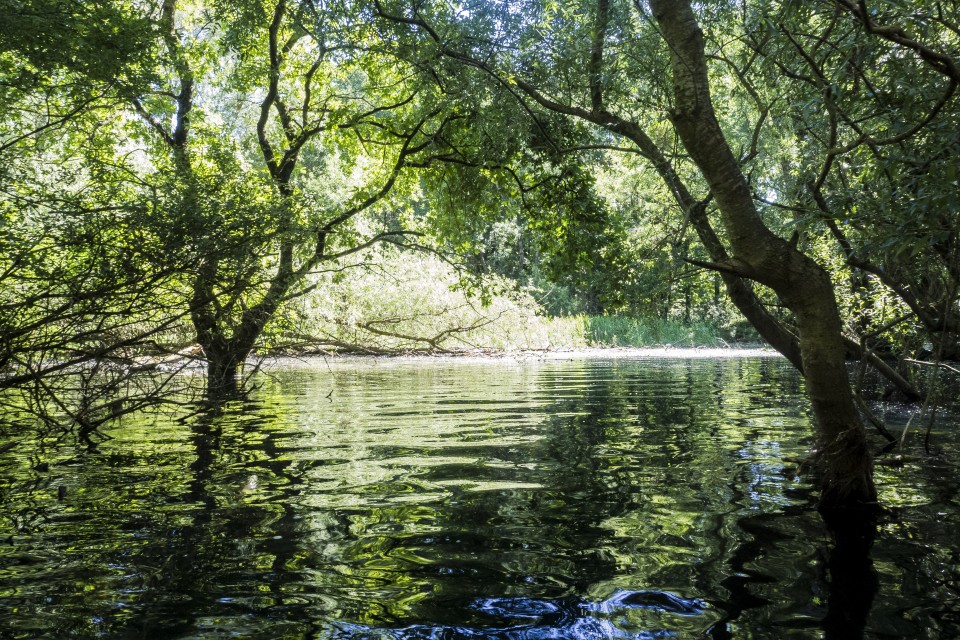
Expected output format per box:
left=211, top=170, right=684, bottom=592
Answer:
left=821, top=512, right=879, bottom=640
left=2, top=358, right=955, bottom=638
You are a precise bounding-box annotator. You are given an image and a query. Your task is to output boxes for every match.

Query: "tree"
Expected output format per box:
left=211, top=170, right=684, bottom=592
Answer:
left=651, top=0, right=877, bottom=511
left=0, top=0, right=197, bottom=440
left=755, top=1, right=960, bottom=367
left=117, top=0, right=460, bottom=395
left=4, top=0, right=957, bottom=513
left=3, top=0, right=603, bottom=404
left=1, top=0, right=464, bottom=407
left=369, top=0, right=956, bottom=512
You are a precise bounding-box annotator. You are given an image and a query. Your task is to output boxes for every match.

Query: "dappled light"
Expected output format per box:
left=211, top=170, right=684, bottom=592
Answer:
left=3, top=0, right=960, bottom=636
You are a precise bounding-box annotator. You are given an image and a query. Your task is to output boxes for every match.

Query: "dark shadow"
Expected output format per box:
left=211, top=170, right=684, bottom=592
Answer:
left=820, top=508, right=880, bottom=640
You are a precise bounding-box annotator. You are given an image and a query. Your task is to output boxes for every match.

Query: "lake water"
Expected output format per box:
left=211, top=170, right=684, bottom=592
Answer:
left=1, top=355, right=958, bottom=638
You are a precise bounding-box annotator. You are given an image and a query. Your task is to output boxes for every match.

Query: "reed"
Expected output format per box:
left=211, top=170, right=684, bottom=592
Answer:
left=585, top=315, right=723, bottom=347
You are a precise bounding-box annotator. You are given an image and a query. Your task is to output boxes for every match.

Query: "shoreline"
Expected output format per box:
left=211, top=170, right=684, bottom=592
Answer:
left=259, top=345, right=783, bottom=369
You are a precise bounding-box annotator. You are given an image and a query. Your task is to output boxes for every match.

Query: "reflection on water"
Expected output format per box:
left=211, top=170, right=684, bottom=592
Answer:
left=337, top=589, right=706, bottom=639
left=0, top=356, right=958, bottom=638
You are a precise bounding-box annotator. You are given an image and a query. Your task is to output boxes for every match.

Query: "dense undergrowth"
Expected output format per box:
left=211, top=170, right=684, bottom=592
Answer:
left=262, top=250, right=739, bottom=355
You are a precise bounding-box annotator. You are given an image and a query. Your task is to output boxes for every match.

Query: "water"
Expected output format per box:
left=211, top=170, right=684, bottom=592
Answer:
left=1, top=355, right=958, bottom=638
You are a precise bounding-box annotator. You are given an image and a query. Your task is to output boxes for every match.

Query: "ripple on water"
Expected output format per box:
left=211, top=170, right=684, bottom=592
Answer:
left=1, top=356, right=958, bottom=639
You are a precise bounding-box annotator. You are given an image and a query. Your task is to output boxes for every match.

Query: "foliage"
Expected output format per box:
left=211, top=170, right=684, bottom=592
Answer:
left=0, top=2, right=196, bottom=436
left=690, top=0, right=960, bottom=363
left=273, top=247, right=589, bottom=353
left=258, top=247, right=732, bottom=353
left=3, top=0, right=960, bottom=473
left=372, top=0, right=959, bottom=367
left=585, top=315, right=724, bottom=348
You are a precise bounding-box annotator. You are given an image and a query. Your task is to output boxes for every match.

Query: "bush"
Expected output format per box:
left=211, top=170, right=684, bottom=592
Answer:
left=266, top=250, right=741, bottom=354
left=274, top=249, right=589, bottom=353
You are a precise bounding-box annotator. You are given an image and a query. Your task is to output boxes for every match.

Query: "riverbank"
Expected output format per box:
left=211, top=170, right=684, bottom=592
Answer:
left=260, top=345, right=782, bottom=369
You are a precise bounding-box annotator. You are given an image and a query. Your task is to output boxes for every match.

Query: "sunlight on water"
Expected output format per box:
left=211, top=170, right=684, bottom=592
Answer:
left=1, top=355, right=958, bottom=638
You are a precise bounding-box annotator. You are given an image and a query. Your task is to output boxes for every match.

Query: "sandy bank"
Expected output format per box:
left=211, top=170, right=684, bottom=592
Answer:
left=261, top=346, right=782, bottom=369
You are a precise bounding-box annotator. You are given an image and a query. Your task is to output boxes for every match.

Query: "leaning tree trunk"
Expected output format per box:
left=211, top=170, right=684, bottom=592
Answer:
left=650, top=0, right=876, bottom=513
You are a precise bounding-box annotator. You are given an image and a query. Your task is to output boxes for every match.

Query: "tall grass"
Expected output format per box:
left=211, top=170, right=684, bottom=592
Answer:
left=585, top=315, right=724, bottom=347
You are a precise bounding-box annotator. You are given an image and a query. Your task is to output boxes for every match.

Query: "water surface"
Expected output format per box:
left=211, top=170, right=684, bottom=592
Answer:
left=1, top=356, right=958, bottom=638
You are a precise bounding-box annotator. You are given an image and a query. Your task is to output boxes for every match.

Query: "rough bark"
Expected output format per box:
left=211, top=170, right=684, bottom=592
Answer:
left=205, top=349, right=243, bottom=397
left=649, top=0, right=876, bottom=512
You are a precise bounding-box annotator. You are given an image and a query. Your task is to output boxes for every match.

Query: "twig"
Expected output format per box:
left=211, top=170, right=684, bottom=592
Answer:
left=902, top=358, right=960, bottom=376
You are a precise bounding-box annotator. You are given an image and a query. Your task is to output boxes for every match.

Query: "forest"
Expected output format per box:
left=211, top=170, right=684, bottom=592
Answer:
left=2, top=0, right=960, bottom=547
left=3, top=1, right=960, bottom=636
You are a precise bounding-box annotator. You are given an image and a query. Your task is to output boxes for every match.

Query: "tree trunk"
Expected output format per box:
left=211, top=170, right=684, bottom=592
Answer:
left=782, top=269, right=876, bottom=511
left=195, top=322, right=265, bottom=399
left=189, top=257, right=256, bottom=399
left=650, top=0, right=876, bottom=513
left=205, top=348, right=243, bottom=397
